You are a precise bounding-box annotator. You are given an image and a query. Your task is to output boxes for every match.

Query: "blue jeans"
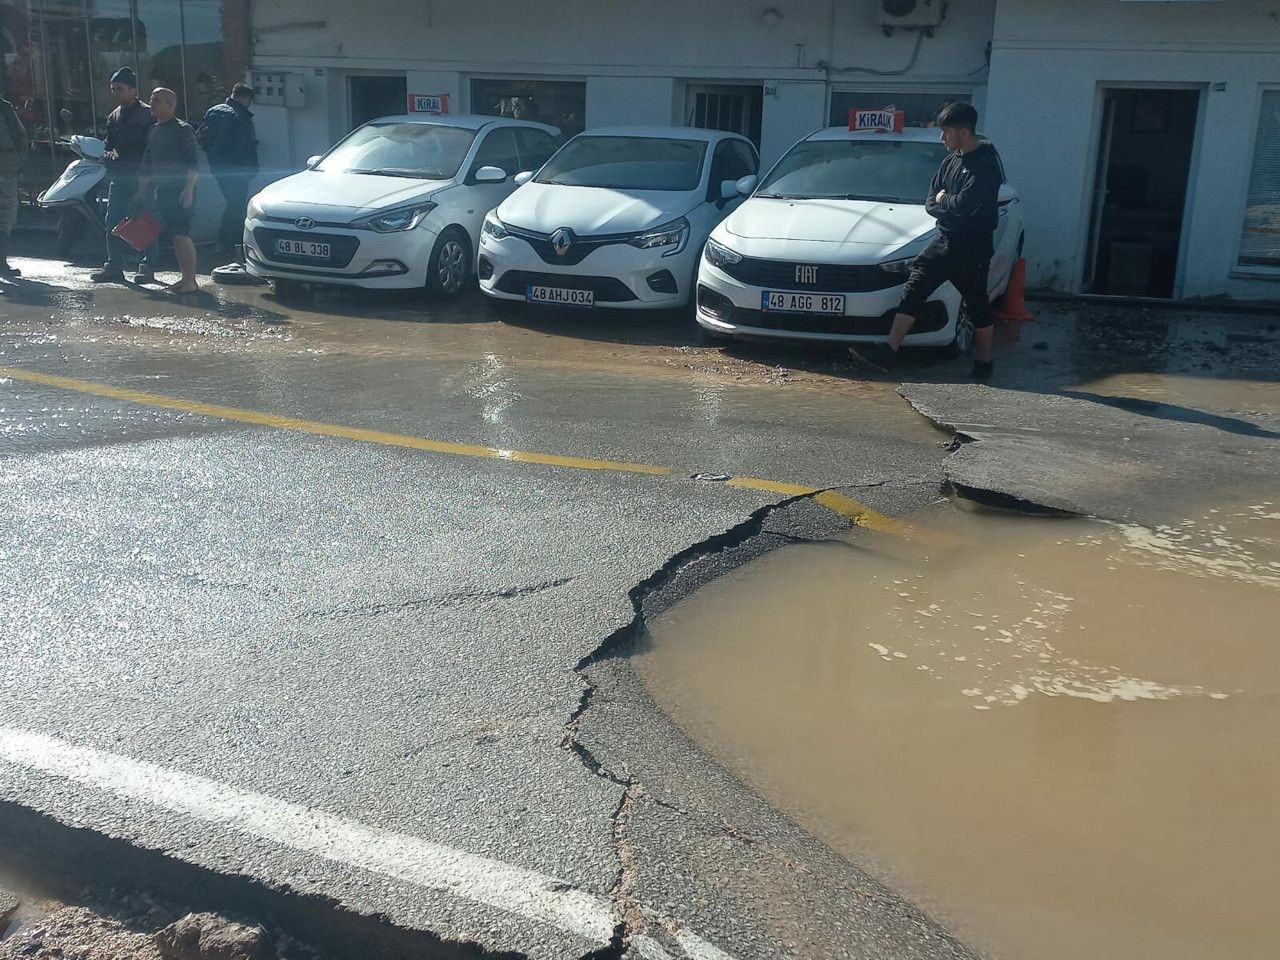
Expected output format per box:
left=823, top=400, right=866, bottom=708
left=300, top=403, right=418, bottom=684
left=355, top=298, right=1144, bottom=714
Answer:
left=105, top=175, right=156, bottom=271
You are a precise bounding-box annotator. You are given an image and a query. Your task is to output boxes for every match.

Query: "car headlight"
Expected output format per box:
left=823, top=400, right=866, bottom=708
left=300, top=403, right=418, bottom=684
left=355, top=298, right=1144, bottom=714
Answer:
left=628, top=218, right=689, bottom=256
left=481, top=211, right=509, bottom=241
left=704, top=237, right=743, bottom=268
left=879, top=255, right=917, bottom=275
left=246, top=195, right=266, bottom=221
left=351, top=201, right=438, bottom=233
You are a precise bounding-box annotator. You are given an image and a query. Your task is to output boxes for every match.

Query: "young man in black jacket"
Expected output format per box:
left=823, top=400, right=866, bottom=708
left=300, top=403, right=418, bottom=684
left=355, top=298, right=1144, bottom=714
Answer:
left=92, top=67, right=156, bottom=284
left=872, top=101, right=1006, bottom=381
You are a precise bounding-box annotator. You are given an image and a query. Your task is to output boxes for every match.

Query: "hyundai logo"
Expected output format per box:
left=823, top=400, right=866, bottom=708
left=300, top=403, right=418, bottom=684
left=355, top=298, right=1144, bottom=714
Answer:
left=295, top=217, right=316, bottom=231
left=551, top=228, right=573, bottom=257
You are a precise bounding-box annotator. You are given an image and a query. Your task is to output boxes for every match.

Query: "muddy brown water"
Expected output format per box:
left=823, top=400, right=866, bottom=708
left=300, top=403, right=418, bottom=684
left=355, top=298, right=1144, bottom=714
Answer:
left=637, top=499, right=1280, bottom=960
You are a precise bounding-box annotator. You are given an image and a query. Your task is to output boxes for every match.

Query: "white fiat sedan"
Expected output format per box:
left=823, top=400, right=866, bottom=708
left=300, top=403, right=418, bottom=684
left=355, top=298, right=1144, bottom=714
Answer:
left=478, top=126, right=759, bottom=309
left=243, top=115, right=560, bottom=296
left=695, top=127, right=1024, bottom=352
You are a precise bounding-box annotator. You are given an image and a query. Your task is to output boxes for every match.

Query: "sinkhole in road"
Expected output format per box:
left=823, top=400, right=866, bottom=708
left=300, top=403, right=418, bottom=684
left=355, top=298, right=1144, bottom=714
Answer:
left=636, top=499, right=1280, bottom=960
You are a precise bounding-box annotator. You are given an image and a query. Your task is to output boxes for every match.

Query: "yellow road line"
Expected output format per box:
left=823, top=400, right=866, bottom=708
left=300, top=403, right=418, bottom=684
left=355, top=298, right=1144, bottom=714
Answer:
left=0, top=365, right=902, bottom=530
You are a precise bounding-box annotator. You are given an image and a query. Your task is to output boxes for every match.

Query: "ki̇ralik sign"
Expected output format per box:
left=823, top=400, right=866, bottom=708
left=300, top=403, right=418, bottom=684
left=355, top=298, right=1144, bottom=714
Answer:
left=850, top=108, right=905, bottom=133
left=408, top=93, right=450, bottom=115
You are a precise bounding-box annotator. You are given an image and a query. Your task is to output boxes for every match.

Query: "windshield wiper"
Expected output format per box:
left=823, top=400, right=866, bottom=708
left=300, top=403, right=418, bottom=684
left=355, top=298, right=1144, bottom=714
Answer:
left=756, top=192, right=805, bottom=199
left=344, top=168, right=438, bottom=179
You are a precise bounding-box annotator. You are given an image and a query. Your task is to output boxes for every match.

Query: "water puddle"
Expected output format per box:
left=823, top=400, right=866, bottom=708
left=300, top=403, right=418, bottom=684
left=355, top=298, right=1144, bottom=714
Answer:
left=637, top=500, right=1280, bottom=960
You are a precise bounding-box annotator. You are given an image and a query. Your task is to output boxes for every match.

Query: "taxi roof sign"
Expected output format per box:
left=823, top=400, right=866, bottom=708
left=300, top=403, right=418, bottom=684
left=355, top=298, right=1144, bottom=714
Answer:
left=850, top=108, right=905, bottom=133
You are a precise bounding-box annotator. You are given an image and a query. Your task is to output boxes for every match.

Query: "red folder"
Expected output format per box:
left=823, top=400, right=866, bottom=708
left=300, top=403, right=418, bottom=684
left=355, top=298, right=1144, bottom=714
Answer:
left=111, top=210, right=163, bottom=252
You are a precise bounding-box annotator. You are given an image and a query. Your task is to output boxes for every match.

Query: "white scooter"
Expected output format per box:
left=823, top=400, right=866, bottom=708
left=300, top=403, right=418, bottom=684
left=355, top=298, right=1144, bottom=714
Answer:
left=37, top=134, right=109, bottom=258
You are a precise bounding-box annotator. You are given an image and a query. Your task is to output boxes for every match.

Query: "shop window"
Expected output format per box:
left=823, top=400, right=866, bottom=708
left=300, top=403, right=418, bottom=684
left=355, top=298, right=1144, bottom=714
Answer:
left=1239, top=89, right=1280, bottom=270
left=828, top=90, right=972, bottom=129
left=686, top=84, right=763, bottom=147
left=471, top=78, right=585, bottom=139
left=2, top=0, right=233, bottom=199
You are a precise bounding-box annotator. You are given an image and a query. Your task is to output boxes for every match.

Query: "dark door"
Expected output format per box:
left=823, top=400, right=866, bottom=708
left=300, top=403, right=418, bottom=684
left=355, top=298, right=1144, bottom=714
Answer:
left=1084, top=88, right=1200, bottom=298
left=349, top=75, right=408, bottom=130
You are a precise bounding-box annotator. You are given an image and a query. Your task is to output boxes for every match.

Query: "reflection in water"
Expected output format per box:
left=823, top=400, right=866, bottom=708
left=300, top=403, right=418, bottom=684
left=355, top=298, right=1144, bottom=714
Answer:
left=638, top=501, right=1280, bottom=960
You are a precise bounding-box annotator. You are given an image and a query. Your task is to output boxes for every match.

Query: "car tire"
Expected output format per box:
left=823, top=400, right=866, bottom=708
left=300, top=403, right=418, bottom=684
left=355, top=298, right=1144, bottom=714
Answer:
left=944, top=304, right=975, bottom=358
left=427, top=228, right=470, bottom=297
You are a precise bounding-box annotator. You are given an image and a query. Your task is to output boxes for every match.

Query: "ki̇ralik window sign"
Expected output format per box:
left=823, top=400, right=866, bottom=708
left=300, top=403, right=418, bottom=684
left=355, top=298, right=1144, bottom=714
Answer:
left=849, top=108, right=905, bottom=133
left=408, top=93, right=450, bottom=115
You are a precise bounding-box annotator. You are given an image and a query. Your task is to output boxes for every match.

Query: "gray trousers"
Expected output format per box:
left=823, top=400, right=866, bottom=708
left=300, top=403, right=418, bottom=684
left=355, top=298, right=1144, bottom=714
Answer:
left=0, top=176, right=17, bottom=235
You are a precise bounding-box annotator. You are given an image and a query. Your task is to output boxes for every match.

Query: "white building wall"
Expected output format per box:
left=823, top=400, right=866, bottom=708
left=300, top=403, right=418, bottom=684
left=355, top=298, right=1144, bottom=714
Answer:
left=249, top=0, right=995, bottom=163
left=986, top=0, right=1280, bottom=300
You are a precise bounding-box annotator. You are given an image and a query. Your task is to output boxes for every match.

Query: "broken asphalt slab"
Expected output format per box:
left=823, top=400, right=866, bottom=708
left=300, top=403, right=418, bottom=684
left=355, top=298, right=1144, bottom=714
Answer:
left=898, top=382, right=1280, bottom=527
left=0, top=381, right=970, bottom=960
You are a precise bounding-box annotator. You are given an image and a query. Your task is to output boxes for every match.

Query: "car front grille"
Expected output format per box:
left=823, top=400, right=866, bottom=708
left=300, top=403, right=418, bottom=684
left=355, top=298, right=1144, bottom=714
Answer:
left=508, top=226, right=631, bottom=267
left=494, top=270, right=639, bottom=303
left=721, top=299, right=948, bottom=336
left=718, top=256, right=903, bottom=293
left=252, top=228, right=360, bottom=269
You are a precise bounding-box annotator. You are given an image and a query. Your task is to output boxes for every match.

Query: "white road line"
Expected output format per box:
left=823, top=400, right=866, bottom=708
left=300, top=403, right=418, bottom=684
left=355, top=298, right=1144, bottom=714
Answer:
left=0, top=727, right=739, bottom=959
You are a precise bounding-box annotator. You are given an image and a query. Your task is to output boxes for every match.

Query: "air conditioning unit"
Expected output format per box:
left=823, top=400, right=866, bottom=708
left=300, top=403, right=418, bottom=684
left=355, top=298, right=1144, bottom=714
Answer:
left=877, top=0, right=945, bottom=31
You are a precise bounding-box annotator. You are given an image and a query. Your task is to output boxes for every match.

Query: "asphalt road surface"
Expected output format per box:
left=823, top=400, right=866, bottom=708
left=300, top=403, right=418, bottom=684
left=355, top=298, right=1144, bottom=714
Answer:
left=2, top=254, right=1277, bottom=960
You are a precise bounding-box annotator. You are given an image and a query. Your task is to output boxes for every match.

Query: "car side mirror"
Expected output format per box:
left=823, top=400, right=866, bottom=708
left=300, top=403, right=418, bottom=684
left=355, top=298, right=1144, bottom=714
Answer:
left=474, top=166, right=508, bottom=184
left=513, top=170, right=535, bottom=185
left=736, top=175, right=759, bottom=197
left=306, top=155, right=322, bottom=169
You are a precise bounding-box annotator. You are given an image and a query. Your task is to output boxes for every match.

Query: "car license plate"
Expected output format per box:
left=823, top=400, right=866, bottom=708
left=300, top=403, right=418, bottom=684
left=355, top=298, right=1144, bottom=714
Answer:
left=762, top=291, right=846, bottom=314
left=527, top=285, right=594, bottom=308
left=276, top=239, right=331, bottom=259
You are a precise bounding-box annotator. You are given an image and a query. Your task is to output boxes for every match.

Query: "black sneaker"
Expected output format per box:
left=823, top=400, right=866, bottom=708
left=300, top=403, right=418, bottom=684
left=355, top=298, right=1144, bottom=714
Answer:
left=90, top=267, right=126, bottom=283
left=971, top=359, right=994, bottom=381
left=0, top=262, right=20, bottom=278
left=133, top=269, right=156, bottom=284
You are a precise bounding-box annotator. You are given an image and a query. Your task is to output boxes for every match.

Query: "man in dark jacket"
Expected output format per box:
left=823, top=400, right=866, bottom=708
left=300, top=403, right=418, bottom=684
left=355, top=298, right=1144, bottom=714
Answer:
left=199, top=83, right=258, bottom=254
left=870, top=101, right=1006, bottom=381
left=92, top=67, right=155, bottom=283
left=0, top=93, right=27, bottom=277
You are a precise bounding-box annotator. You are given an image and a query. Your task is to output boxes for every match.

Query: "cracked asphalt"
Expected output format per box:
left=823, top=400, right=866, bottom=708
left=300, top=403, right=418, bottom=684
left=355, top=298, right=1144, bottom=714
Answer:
left=2, top=251, right=1278, bottom=960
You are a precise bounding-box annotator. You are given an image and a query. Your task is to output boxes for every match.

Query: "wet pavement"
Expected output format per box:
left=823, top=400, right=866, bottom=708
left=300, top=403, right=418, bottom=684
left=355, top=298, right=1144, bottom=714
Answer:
left=1, top=252, right=1279, bottom=959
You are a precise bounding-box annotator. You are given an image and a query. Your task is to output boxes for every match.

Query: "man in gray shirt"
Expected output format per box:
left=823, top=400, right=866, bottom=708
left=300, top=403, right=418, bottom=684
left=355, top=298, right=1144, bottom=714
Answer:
left=137, top=87, right=199, bottom=294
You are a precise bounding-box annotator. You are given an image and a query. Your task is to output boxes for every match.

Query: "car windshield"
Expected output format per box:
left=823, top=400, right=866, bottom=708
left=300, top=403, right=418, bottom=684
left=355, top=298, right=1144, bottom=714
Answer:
left=315, top=123, right=477, bottom=179
left=536, top=136, right=708, bottom=191
left=757, top=138, right=950, bottom=204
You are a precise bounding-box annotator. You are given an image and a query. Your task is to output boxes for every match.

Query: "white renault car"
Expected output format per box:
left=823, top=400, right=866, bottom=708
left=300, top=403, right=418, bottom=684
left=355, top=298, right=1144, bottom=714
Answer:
left=695, top=127, right=1024, bottom=352
left=243, top=115, right=560, bottom=296
left=477, top=126, right=759, bottom=310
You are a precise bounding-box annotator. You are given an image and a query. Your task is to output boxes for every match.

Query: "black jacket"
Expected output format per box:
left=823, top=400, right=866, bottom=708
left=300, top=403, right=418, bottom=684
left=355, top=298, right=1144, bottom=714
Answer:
left=104, top=98, right=154, bottom=176
left=924, top=140, right=1004, bottom=251
left=199, top=97, right=258, bottom=173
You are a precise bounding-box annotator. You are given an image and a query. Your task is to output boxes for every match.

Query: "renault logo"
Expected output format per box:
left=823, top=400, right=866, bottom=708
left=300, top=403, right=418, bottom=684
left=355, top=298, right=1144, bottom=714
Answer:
left=295, top=217, right=316, bottom=231
left=795, top=264, right=817, bottom=284
left=551, top=228, right=573, bottom=257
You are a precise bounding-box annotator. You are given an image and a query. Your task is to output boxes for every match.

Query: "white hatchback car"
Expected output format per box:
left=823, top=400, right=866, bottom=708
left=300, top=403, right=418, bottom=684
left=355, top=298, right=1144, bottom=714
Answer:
left=696, top=127, right=1024, bottom=352
left=243, top=115, right=560, bottom=296
left=477, top=126, right=759, bottom=310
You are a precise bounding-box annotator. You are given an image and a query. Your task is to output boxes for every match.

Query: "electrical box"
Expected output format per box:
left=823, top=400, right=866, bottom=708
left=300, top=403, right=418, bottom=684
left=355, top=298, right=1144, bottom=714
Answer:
left=250, top=71, right=306, bottom=109
left=877, top=0, right=945, bottom=30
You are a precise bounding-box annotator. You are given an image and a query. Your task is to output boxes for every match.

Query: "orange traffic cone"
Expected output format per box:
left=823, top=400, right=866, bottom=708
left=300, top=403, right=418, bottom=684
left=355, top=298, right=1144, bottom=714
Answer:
left=993, top=257, right=1035, bottom=324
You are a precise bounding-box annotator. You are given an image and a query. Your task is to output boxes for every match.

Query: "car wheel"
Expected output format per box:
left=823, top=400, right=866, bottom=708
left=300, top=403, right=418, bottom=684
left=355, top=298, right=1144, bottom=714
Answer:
left=428, top=228, right=470, bottom=297
left=945, top=304, right=975, bottom=358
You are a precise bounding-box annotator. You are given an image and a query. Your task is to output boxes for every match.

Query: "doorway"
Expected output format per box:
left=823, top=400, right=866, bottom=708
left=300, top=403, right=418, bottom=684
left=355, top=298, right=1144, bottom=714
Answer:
left=1084, top=87, right=1200, bottom=298
left=349, top=75, right=408, bottom=130
left=686, top=84, right=763, bottom=148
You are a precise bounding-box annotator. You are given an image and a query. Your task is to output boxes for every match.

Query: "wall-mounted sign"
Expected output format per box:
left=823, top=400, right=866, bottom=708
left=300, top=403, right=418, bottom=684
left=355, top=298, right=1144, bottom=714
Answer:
left=408, top=93, right=450, bottom=115
left=849, top=108, right=905, bottom=133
